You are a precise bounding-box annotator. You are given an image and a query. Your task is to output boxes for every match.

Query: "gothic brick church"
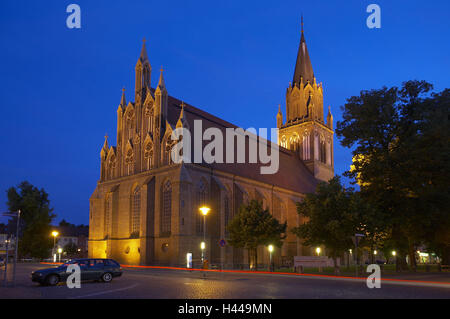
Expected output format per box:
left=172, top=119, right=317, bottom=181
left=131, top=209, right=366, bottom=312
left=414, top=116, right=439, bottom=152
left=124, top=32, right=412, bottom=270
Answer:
left=88, top=23, right=334, bottom=267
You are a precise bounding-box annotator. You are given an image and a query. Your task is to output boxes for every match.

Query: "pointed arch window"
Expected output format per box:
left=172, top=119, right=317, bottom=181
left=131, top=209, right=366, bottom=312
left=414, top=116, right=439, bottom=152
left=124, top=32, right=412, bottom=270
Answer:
left=280, top=136, right=287, bottom=148
left=144, top=106, right=154, bottom=134
left=224, top=194, right=230, bottom=238
left=164, top=134, right=176, bottom=165
left=131, top=187, right=141, bottom=237
left=107, top=155, right=116, bottom=180
left=195, top=180, right=208, bottom=235
left=161, top=181, right=172, bottom=236
left=104, top=194, right=112, bottom=238
left=125, top=148, right=134, bottom=176
left=144, top=142, right=153, bottom=170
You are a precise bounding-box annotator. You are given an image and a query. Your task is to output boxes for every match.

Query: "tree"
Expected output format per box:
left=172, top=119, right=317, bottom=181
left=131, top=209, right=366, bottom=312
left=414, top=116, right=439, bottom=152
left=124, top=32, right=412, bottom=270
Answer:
left=292, top=176, right=363, bottom=273
left=336, top=80, right=450, bottom=267
left=227, top=200, right=286, bottom=270
left=64, top=242, right=78, bottom=257
left=6, top=181, right=56, bottom=259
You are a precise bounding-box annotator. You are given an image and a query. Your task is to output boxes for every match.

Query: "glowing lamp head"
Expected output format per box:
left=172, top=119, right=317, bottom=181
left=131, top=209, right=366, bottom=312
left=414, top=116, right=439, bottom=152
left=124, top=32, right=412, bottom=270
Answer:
left=51, top=231, right=59, bottom=237
left=200, top=242, right=206, bottom=250
left=392, top=250, right=396, bottom=256
left=374, top=250, right=378, bottom=255
left=57, top=248, right=62, bottom=254
left=199, top=206, right=210, bottom=216
left=268, top=245, right=274, bottom=253
left=316, top=247, right=321, bottom=255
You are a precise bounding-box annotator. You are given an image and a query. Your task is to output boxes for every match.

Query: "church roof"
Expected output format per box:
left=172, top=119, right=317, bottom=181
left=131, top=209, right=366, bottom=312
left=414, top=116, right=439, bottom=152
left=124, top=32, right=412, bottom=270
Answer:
left=164, top=95, right=318, bottom=194
left=292, top=18, right=314, bottom=86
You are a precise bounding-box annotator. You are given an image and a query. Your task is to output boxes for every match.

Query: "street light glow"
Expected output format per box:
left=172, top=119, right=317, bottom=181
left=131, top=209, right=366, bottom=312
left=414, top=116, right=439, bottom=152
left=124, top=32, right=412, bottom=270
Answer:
left=199, top=206, right=210, bottom=216
left=268, top=245, right=274, bottom=252
left=200, top=242, right=205, bottom=250
left=57, top=248, right=62, bottom=254
left=51, top=231, right=59, bottom=237
left=392, top=250, right=396, bottom=256
left=374, top=250, right=377, bottom=255
left=316, top=247, right=321, bottom=255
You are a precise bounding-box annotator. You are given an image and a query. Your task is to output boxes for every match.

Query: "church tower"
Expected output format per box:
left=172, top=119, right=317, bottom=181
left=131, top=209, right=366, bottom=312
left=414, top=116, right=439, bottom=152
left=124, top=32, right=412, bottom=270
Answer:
left=277, top=18, right=334, bottom=182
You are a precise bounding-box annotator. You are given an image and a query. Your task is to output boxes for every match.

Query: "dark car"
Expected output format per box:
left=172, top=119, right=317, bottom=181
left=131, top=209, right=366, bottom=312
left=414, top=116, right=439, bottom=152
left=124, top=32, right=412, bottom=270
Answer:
left=31, top=258, right=122, bottom=286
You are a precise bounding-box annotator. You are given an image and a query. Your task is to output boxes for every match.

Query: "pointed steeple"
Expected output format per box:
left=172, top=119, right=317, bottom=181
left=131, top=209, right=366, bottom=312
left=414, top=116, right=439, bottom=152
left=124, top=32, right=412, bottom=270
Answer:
left=293, top=16, right=314, bottom=87
left=101, top=133, right=109, bottom=159
left=179, top=101, right=185, bottom=119
left=327, top=105, right=333, bottom=130
left=277, top=104, right=283, bottom=128
left=120, top=87, right=126, bottom=106
left=176, top=101, right=188, bottom=129
left=103, top=134, right=109, bottom=150
left=157, top=66, right=166, bottom=89
left=139, top=38, right=149, bottom=63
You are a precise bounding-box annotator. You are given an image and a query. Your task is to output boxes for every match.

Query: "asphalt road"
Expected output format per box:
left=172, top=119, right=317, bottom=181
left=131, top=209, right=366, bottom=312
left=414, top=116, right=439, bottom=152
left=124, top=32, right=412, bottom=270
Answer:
left=0, top=263, right=449, bottom=299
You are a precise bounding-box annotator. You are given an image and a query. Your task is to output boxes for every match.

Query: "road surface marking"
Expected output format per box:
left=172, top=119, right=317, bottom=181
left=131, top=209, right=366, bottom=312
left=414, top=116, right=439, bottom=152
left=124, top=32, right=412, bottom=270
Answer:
left=68, top=283, right=139, bottom=299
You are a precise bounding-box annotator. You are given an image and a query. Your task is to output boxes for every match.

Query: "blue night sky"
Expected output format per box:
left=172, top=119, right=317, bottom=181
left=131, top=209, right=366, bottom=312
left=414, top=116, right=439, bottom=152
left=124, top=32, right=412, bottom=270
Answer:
left=0, top=0, right=449, bottom=225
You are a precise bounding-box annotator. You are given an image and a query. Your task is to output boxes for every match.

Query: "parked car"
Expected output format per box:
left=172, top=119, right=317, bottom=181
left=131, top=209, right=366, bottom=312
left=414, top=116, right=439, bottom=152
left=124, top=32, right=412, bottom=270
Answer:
left=31, top=258, right=122, bottom=286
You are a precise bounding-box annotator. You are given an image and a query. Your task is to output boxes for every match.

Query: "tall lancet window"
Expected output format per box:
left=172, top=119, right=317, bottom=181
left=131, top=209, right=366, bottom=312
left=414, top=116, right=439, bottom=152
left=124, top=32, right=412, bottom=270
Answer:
left=164, top=134, right=176, bottom=165
left=302, top=133, right=310, bottom=160
left=144, top=142, right=153, bottom=170
left=280, top=136, right=287, bottom=148
left=126, top=110, right=134, bottom=141
left=107, top=155, right=116, bottom=180
left=196, top=180, right=208, bottom=235
left=131, top=187, right=141, bottom=236
left=104, top=194, right=112, bottom=239
left=125, top=148, right=134, bottom=176
left=224, top=194, right=230, bottom=237
left=161, top=181, right=172, bottom=236
left=144, top=107, right=153, bottom=134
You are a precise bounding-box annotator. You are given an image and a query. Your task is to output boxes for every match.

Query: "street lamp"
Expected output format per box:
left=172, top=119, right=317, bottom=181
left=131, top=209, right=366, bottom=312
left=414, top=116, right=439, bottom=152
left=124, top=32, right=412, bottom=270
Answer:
left=57, top=248, right=63, bottom=262
left=199, top=206, right=210, bottom=265
left=392, top=250, right=396, bottom=256
left=51, top=231, right=59, bottom=262
left=316, top=247, right=321, bottom=256
left=268, top=245, right=274, bottom=272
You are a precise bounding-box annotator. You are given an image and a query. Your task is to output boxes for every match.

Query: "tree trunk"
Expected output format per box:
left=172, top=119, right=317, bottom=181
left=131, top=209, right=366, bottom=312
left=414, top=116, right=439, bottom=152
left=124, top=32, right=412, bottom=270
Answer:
left=333, top=256, right=340, bottom=274
left=408, top=240, right=417, bottom=272
left=396, top=252, right=408, bottom=272
left=254, top=248, right=258, bottom=271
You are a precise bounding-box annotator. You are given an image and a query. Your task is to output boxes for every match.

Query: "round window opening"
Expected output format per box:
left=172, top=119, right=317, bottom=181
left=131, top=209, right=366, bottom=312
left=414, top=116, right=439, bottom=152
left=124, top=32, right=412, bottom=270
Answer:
left=161, top=243, right=169, bottom=253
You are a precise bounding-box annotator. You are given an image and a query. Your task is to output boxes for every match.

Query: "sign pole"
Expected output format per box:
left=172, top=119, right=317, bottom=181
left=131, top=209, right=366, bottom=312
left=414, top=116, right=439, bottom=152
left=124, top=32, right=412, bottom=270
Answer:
left=12, top=210, right=20, bottom=287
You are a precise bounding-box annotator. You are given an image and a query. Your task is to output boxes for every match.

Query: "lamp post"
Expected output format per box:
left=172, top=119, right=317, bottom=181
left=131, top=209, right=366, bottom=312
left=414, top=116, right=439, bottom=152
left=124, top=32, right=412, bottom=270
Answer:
left=51, top=231, right=59, bottom=262
left=316, top=247, right=321, bottom=256
left=199, top=206, right=210, bottom=266
left=268, top=245, right=274, bottom=272
left=57, top=248, right=63, bottom=263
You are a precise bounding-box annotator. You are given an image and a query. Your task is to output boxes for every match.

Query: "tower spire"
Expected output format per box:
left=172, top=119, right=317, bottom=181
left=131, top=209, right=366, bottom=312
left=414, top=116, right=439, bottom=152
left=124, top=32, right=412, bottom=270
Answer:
left=139, top=38, right=149, bottom=62
left=120, top=87, right=126, bottom=106
left=103, top=133, right=109, bottom=151
left=293, top=16, right=314, bottom=86
left=301, top=14, right=304, bottom=33
left=157, top=66, right=166, bottom=89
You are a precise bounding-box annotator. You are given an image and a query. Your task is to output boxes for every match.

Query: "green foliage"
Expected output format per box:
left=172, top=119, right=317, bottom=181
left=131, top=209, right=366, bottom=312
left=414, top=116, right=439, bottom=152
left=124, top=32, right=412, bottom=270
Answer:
left=64, top=242, right=78, bottom=256
left=227, top=200, right=286, bottom=268
left=292, top=176, right=362, bottom=260
left=6, top=181, right=56, bottom=259
left=336, top=80, right=450, bottom=264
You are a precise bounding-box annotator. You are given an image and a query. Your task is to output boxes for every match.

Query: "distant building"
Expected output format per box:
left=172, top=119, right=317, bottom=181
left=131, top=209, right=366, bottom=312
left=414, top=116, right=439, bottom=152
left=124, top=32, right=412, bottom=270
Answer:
left=0, top=234, right=15, bottom=257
